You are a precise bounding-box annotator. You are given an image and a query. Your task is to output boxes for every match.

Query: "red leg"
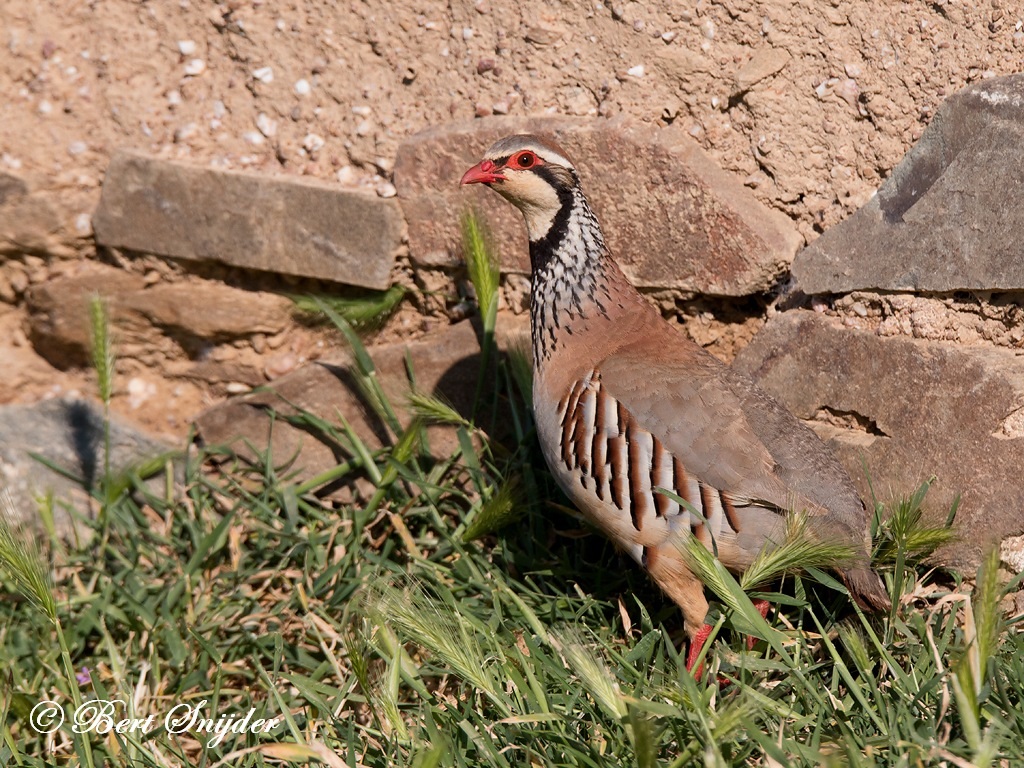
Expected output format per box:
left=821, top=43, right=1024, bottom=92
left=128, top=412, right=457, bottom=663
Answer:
left=746, top=599, right=771, bottom=650
left=685, top=622, right=714, bottom=676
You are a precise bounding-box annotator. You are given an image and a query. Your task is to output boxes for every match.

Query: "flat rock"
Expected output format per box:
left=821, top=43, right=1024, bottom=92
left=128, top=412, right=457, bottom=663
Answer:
left=0, top=397, right=171, bottom=532
left=733, top=311, right=1024, bottom=570
left=0, top=172, right=62, bottom=257
left=194, top=319, right=498, bottom=489
left=394, top=116, right=801, bottom=296
left=94, top=150, right=404, bottom=290
left=26, top=262, right=292, bottom=369
left=122, top=281, right=291, bottom=340
left=794, top=74, right=1024, bottom=293
left=733, top=48, right=791, bottom=95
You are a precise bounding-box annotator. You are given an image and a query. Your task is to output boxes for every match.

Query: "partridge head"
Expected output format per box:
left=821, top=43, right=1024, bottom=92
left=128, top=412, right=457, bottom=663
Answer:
left=462, top=134, right=890, bottom=670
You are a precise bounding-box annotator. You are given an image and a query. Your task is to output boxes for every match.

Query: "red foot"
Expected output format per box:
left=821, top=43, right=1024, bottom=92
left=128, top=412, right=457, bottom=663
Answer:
left=685, top=622, right=713, bottom=677
left=746, top=599, right=771, bottom=650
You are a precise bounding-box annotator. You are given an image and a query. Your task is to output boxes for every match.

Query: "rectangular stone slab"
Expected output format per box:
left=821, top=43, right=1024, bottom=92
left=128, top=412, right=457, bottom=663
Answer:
left=94, top=150, right=404, bottom=290
left=733, top=310, right=1024, bottom=571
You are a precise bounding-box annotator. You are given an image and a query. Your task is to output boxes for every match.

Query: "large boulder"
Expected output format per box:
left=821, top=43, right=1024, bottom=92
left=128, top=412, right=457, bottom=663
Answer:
left=734, top=310, right=1024, bottom=570
left=394, top=116, right=801, bottom=296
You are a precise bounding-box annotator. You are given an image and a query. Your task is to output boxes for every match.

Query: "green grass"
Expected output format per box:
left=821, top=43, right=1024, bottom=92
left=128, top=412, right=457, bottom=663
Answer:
left=2, top=213, right=1023, bottom=766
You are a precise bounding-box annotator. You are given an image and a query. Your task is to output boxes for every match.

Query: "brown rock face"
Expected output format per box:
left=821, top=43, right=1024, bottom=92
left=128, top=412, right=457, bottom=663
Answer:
left=793, top=74, right=1024, bottom=293
left=394, top=116, right=801, bottom=296
left=26, top=262, right=292, bottom=368
left=93, top=151, right=405, bottom=290
left=733, top=310, right=1024, bottom=570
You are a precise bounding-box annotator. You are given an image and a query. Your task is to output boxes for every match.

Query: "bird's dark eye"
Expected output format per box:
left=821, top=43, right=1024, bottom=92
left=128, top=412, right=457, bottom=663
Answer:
left=516, top=152, right=535, bottom=168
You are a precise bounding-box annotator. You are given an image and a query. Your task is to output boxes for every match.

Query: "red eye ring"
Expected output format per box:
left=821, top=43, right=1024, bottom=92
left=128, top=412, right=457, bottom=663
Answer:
left=513, top=151, right=537, bottom=169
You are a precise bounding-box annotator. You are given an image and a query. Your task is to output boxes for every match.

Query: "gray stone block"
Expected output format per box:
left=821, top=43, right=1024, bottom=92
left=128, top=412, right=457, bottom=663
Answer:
left=794, top=74, right=1024, bottom=293
left=94, top=151, right=404, bottom=290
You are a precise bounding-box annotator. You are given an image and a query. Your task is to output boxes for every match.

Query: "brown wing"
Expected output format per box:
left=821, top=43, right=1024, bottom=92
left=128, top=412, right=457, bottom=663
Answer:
left=595, top=338, right=871, bottom=547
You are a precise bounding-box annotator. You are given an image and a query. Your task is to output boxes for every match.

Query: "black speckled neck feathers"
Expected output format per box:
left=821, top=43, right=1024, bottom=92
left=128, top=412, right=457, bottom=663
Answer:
left=529, top=182, right=614, bottom=367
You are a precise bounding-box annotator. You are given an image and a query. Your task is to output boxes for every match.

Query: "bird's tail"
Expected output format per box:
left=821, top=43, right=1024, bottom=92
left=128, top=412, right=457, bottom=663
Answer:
left=840, top=566, right=891, bottom=612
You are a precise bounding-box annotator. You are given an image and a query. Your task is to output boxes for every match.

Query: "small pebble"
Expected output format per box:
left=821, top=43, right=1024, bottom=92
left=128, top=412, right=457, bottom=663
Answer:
left=143, top=270, right=161, bottom=285
left=661, top=30, right=677, bottom=42
left=376, top=181, right=397, bottom=198
left=177, top=40, right=197, bottom=56
left=183, top=58, right=206, bottom=76
left=492, top=99, right=510, bottom=114
left=74, top=213, right=92, bottom=235
left=243, top=130, right=265, bottom=145
left=294, top=78, right=311, bottom=95
left=38, top=100, right=53, bottom=116
left=477, top=57, right=495, bottom=74
left=633, top=19, right=645, bottom=31
left=336, top=165, right=358, bottom=184
left=844, top=62, right=862, bottom=78
left=701, top=20, right=716, bottom=39
left=167, top=90, right=182, bottom=107
left=851, top=301, right=868, bottom=317
left=352, top=105, right=372, bottom=116
left=256, top=112, right=277, bottom=137
left=225, top=382, right=251, bottom=395
left=355, top=119, right=372, bottom=136
left=252, top=66, right=274, bottom=83
left=626, top=64, right=645, bottom=77
left=212, top=99, right=225, bottom=118
left=68, top=141, right=87, bottom=156
left=475, top=102, right=491, bottom=117
left=462, top=27, right=473, bottom=40
left=303, top=133, right=325, bottom=153
left=173, top=122, right=199, bottom=143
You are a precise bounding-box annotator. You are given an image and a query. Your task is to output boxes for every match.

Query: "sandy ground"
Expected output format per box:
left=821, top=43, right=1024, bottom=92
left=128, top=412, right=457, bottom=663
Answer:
left=1, top=0, right=1022, bottom=437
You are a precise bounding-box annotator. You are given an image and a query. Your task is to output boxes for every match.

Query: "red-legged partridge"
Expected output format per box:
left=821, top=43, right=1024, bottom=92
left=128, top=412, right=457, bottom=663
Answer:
left=461, top=134, right=890, bottom=669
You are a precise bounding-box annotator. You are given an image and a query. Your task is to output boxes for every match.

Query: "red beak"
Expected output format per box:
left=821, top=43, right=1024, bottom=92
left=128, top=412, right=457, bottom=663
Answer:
left=460, top=159, right=504, bottom=185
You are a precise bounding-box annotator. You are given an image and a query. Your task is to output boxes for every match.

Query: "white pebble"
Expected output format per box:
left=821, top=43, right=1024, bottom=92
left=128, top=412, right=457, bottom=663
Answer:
left=74, top=213, right=92, bottom=235
left=462, top=27, right=473, bottom=40
left=212, top=99, right=226, bottom=118
left=701, top=20, right=716, bottom=39
left=184, top=58, right=206, bottom=76
left=243, top=130, right=265, bottom=145
left=1, top=153, right=23, bottom=170
left=336, top=165, right=358, bottom=185
left=626, top=64, right=645, bottom=77
left=294, top=78, right=311, bottom=95
left=252, top=66, right=274, bottom=83
left=711, top=95, right=721, bottom=108
left=355, top=119, right=372, bottom=136
left=844, top=62, right=862, bottom=78
left=38, top=100, right=53, bottom=116
left=256, top=112, right=277, bottom=137
left=173, top=122, right=199, bottom=143
left=68, top=141, right=87, bottom=156
left=167, top=90, right=182, bottom=107
left=352, top=105, right=372, bottom=116
left=177, top=40, right=197, bottom=56
left=661, top=31, right=677, bottom=42
left=376, top=181, right=397, bottom=198
left=225, top=382, right=251, bottom=394
left=303, top=133, right=325, bottom=153
left=492, top=99, right=510, bottom=114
